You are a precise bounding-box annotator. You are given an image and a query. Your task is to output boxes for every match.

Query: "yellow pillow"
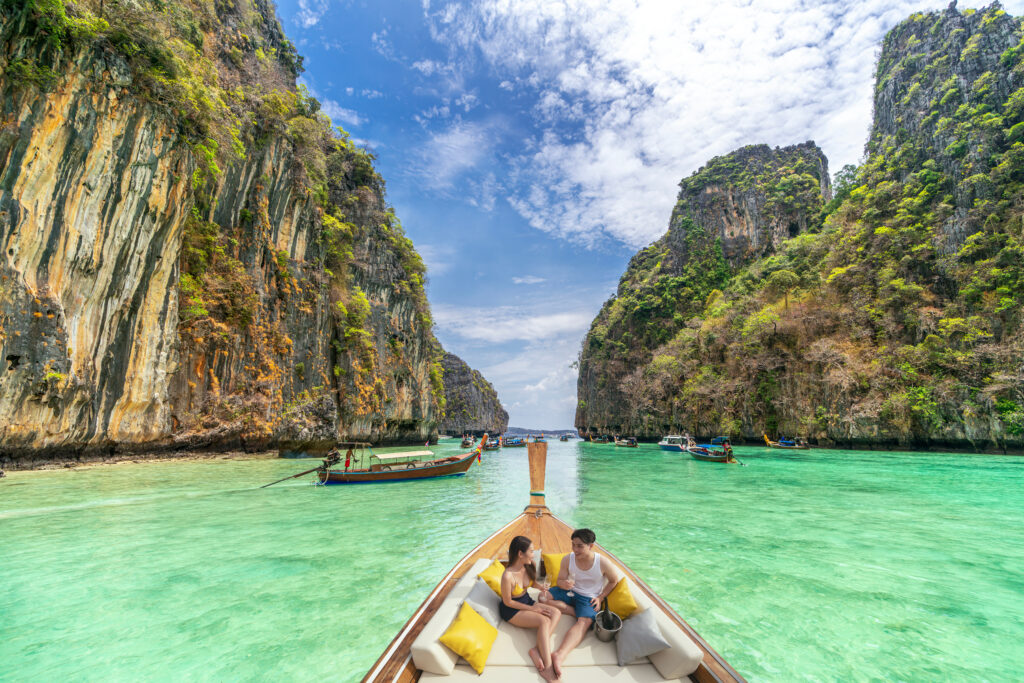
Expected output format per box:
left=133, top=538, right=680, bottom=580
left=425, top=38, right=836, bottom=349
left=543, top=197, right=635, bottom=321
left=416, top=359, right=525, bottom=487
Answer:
left=439, top=601, right=498, bottom=674
left=542, top=552, right=567, bottom=584
left=477, top=559, right=505, bottom=596
left=607, top=577, right=639, bottom=619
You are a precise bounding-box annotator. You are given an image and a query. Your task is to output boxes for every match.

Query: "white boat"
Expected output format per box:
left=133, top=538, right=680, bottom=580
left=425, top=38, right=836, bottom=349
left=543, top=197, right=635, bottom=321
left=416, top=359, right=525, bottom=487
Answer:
left=658, top=435, right=687, bottom=452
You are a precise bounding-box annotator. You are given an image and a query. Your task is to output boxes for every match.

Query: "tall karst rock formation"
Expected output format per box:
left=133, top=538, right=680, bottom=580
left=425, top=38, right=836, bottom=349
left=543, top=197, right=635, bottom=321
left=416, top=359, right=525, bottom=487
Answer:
left=576, top=143, right=831, bottom=437
left=579, top=3, right=1024, bottom=451
left=0, top=0, right=447, bottom=462
left=437, top=352, right=508, bottom=437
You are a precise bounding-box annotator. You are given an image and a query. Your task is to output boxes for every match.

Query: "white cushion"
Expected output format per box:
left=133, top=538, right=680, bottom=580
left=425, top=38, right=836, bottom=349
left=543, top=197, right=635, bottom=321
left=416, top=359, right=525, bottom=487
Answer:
left=616, top=608, right=670, bottom=666
left=410, top=558, right=495, bottom=675
left=465, top=579, right=501, bottom=627
left=487, top=612, right=625, bottom=667
left=619, top=578, right=703, bottom=678
left=420, top=663, right=667, bottom=682
left=647, top=609, right=703, bottom=679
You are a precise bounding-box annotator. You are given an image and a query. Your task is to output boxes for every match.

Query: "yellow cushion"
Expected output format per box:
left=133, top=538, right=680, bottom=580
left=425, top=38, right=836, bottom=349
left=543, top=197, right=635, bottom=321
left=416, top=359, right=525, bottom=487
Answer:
left=542, top=552, right=567, bottom=584
left=607, top=577, right=639, bottom=619
left=439, top=601, right=498, bottom=674
left=477, top=559, right=505, bottom=596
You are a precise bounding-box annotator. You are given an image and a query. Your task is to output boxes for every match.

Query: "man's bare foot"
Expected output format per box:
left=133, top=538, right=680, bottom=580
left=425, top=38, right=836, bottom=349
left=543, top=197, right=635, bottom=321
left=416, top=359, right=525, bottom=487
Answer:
left=529, top=647, right=544, bottom=672
left=551, top=652, right=563, bottom=679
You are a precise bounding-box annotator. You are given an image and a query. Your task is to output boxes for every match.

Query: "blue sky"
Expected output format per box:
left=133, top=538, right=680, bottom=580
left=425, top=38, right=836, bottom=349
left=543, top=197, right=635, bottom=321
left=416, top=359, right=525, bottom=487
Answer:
left=274, top=0, right=1023, bottom=429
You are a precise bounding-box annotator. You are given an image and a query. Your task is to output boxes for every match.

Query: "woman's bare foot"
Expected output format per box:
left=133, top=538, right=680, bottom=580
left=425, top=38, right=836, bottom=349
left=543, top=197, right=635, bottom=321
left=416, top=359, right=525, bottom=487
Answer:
left=529, top=647, right=544, bottom=672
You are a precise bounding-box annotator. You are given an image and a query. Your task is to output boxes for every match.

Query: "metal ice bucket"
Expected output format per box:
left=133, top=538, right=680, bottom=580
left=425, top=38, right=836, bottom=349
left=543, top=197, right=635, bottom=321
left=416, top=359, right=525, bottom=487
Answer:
left=593, top=610, right=622, bottom=642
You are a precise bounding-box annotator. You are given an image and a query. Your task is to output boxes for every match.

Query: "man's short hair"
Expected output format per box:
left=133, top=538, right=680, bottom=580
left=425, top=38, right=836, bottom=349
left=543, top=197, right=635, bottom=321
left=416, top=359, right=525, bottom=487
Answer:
left=571, top=528, right=596, bottom=544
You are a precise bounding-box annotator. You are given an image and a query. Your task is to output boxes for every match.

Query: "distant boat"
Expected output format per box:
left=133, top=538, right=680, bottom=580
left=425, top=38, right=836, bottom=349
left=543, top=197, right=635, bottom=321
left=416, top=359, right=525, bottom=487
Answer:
left=502, top=436, right=526, bottom=447
left=588, top=434, right=610, bottom=444
left=460, top=436, right=475, bottom=448
left=687, top=446, right=737, bottom=463
left=482, top=438, right=501, bottom=451
left=658, top=435, right=686, bottom=451
left=559, top=433, right=570, bottom=441
left=763, top=434, right=809, bottom=449
left=614, top=436, right=639, bottom=447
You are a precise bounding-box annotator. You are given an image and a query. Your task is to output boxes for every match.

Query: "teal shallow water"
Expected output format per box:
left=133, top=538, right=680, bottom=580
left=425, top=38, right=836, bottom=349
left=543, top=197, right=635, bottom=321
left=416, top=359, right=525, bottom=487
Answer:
left=1, top=442, right=1022, bottom=682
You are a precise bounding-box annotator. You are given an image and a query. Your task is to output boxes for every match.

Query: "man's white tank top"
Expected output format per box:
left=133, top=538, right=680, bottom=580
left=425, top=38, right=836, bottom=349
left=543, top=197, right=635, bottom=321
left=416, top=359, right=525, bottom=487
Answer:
left=568, top=552, right=603, bottom=598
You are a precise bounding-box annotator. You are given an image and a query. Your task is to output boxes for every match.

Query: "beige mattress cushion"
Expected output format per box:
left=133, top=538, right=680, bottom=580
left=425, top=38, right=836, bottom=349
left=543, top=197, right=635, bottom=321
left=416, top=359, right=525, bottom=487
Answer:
left=420, top=663, right=668, bottom=682
left=487, top=612, right=627, bottom=667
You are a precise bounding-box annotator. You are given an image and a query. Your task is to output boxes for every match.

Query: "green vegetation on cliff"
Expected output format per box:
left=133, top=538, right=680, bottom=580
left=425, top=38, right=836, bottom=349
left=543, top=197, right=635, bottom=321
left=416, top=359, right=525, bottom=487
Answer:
left=578, top=4, right=1024, bottom=450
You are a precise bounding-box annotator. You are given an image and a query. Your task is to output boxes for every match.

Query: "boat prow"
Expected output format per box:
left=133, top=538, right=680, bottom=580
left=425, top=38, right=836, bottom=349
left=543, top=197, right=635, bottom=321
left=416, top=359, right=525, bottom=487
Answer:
left=363, top=442, right=745, bottom=682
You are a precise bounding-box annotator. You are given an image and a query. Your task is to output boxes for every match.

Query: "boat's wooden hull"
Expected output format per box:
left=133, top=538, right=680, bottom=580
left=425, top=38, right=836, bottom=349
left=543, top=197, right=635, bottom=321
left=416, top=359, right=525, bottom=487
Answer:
left=318, top=451, right=477, bottom=484
left=688, top=448, right=734, bottom=463
left=615, top=441, right=639, bottom=447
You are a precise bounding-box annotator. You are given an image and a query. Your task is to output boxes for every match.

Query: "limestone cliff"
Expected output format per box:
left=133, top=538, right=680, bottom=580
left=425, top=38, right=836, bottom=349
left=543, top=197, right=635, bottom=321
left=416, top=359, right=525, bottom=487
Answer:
left=0, top=0, right=442, bottom=463
left=437, top=352, right=508, bottom=436
left=577, top=3, right=1024, bottom=452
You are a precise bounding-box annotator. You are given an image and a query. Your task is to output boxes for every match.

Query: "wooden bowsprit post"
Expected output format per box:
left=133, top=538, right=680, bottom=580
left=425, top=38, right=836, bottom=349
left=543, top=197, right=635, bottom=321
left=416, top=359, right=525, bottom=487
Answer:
left=526, top=441, right=547, bottom=514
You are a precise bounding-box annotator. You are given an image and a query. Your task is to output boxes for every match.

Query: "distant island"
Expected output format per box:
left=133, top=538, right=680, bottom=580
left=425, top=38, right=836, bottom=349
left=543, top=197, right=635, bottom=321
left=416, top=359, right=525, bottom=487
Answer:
left=503, top=427, right=578, bottom=437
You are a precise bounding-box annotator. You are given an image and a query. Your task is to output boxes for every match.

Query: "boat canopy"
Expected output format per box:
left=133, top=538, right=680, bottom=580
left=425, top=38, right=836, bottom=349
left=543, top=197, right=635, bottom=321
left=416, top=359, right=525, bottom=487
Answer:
left=372, top=451, right=434, bottom=461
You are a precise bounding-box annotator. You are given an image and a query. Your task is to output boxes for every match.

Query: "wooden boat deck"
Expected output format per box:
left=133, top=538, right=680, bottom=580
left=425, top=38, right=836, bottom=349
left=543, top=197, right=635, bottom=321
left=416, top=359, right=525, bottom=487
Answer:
left=363, top=444, right=745, bottom=683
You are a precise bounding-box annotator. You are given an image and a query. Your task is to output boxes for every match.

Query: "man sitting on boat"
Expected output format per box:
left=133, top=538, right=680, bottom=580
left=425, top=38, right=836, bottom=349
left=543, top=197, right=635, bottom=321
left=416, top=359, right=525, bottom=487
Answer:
left=542, top=528, right=621, bottom=678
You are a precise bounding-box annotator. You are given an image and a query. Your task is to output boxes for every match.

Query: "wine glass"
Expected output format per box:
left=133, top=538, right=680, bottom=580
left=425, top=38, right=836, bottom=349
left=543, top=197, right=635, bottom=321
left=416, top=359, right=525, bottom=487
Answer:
left=536, top=575, right=551, bottom=602
left=566, top=570, right=576, bottom=598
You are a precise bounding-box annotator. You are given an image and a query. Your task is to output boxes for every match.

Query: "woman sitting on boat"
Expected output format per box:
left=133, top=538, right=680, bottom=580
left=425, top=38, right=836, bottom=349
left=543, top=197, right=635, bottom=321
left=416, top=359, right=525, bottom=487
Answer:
left=501, top=536, right=563, bottom=681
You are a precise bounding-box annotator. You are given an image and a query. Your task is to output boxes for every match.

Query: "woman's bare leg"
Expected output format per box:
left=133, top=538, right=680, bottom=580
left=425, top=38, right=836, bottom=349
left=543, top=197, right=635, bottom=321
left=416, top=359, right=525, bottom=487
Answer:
left=509, top=611, right=554, bottom=675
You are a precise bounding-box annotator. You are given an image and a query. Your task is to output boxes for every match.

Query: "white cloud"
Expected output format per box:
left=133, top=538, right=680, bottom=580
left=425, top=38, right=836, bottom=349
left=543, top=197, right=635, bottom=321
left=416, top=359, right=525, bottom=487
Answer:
left=423, top=0, right=1024, bottom=249
left=433, top=305, right=591, bottom=343
left=296, top=0, right=328, bottom=27
left=416, top=244, right=456, bottom=276
left=456, top=93, right=479, bottom=111
left=412, top=59, right=443, bottom=75
left=512, top=275, right=546, bottom=285
left=320, top=99, right=363, bottom=128
left=414, top=119, right=499, bottom=191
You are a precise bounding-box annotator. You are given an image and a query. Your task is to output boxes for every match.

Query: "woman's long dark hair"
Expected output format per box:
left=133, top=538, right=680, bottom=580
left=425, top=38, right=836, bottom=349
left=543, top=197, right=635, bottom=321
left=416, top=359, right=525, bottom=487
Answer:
left=507, top=535, right=537, bottom=582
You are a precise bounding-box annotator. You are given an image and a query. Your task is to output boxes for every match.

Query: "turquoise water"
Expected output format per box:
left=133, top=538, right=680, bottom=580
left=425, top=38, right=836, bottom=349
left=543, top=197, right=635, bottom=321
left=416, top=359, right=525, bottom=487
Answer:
left=2, top=442, right=1022, bottom=682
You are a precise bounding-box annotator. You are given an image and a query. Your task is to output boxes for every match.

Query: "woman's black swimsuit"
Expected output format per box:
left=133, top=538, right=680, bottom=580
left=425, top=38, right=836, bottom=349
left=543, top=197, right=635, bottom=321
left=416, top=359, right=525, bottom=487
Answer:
left=499, top=591, right=535, bottom=622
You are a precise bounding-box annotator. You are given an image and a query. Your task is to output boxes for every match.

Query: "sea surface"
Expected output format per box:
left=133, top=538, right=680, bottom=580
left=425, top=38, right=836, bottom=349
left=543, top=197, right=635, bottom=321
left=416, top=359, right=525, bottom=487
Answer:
left=2, top=441, right=1022, bottom=682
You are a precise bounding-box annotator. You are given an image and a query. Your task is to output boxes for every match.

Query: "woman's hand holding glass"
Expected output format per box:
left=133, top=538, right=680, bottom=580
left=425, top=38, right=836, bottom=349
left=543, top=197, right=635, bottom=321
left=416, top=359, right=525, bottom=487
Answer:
left=536, top=576, right=551, bottom=602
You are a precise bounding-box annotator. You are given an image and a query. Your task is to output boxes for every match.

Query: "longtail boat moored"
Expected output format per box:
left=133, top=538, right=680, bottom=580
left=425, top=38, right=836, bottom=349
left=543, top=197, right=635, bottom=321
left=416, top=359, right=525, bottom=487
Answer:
left=502, top=436, right=526, bottom=447
left=614, top=436, right=639, bottom=448
left=763, top=435, right=809, bottom=450
left=317, top=437, right=487, bottom=485
left=363, top=442, right=745, bottom=682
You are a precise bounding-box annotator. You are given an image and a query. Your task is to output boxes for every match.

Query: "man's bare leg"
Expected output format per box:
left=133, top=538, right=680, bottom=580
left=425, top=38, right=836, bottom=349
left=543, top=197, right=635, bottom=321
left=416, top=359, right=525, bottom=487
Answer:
left=551, top=617, right=592, bottom=677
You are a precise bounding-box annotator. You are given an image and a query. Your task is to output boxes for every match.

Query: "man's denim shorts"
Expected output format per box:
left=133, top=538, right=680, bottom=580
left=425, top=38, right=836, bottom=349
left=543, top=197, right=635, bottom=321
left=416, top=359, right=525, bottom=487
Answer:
left=547, top=586, right=598, bottom=620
